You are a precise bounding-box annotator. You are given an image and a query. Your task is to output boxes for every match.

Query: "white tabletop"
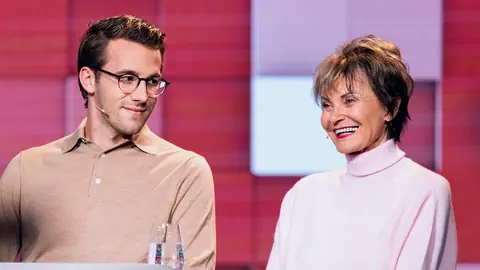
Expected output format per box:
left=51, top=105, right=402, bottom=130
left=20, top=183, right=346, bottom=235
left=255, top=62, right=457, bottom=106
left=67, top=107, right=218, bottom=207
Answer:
left=0, top=263, right=172, bottom=270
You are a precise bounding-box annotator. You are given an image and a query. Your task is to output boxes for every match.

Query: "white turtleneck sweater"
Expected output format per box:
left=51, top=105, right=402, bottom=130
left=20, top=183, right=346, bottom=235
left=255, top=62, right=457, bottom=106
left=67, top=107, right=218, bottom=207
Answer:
left=266, top=140, right=457, bottom=270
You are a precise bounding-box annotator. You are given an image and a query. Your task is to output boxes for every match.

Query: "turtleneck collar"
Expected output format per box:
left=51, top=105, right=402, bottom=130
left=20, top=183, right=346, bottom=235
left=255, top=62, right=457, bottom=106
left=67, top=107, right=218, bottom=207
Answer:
left=345, top=139, right=405, bottom=177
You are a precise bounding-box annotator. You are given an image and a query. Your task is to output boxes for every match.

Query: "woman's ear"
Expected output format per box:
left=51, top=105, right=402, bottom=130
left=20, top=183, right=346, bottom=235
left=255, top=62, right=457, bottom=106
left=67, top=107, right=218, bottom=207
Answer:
left=384, top=97, right=400, bottom=122
left=79, top=67, right=96, bottom=95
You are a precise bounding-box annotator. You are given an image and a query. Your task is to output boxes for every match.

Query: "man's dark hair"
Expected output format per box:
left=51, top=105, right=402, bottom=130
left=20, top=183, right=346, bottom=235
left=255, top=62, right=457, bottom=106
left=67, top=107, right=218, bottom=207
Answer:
left=77, top=15, right=166, bottom=108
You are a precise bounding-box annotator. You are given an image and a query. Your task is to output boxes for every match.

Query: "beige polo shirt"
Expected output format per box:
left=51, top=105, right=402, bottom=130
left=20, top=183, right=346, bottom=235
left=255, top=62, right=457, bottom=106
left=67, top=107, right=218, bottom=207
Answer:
left=0, top=120, right=216, bottom=269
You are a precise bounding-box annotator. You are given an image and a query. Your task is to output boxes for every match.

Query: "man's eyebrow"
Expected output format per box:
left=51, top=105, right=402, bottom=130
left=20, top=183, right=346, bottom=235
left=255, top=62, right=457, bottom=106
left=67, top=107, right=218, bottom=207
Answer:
left=115, top=69, right=139, bottom=76
left=116, top=69, right=162, bottom=78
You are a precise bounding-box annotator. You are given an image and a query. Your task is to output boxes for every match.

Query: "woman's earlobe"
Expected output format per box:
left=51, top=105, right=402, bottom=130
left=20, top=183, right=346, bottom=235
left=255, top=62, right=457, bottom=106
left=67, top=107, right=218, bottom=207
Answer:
left=384, top=98, right=400, bottom=122
left=384, top=113, right=394, bottom=123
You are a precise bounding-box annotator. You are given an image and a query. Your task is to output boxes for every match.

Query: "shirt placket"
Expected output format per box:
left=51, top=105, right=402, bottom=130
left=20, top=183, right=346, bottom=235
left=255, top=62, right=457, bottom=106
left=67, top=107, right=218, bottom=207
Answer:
left=84, top=142, right=108, bottom=197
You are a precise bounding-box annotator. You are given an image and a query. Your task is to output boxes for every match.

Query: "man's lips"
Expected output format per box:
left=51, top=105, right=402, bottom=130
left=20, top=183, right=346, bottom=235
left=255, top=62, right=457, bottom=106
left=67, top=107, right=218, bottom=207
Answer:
left=123, top=107, right=147, bottom=114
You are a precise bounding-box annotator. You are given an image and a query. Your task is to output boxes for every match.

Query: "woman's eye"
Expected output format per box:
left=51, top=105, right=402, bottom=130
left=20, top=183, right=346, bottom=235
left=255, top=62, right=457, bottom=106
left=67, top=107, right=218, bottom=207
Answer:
left=321, top=103, right=332, bottom=110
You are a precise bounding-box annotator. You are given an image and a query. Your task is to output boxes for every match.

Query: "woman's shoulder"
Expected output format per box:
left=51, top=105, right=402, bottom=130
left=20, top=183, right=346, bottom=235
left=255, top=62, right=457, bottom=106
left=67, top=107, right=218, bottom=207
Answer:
left=278, top=168, right=345, bottom=211
left=400, top=157, right=451, bottom=195
left=289, top=168, right=345, bottom=194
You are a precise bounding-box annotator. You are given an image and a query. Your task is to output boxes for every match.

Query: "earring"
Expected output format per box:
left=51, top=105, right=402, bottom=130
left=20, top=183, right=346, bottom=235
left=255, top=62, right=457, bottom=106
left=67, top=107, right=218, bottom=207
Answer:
left=325, top=135, right=329, bottom=140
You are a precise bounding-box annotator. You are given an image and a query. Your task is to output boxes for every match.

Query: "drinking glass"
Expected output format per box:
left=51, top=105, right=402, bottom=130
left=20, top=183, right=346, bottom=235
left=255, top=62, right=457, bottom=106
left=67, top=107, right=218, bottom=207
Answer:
left=148, top=223, right=184, bottom=268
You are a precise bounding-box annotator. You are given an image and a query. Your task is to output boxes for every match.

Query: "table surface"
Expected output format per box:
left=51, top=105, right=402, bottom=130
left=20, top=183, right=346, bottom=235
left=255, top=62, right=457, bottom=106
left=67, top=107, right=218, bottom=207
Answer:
left=0, top=263, right=173, bottom=270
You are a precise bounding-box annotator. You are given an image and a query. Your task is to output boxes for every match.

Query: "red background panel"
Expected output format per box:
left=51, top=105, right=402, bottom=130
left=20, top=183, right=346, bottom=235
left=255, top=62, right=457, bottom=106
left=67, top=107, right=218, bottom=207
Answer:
left=161, top=1, right=250, bottom=79
left=444, top=0, right=480, bottom=262
left=0, top=0, right=68, bottom=76
left=398, top=82, right=436, bottom=170
left=253, top=177, right=299, bottom=263
left=65, top=76, right=86, bottom=134
left=163, top=79, right=250, bottom=170
left=0, top=78, right=64, bottom=165
left=214, top=171, right=254, bottom=264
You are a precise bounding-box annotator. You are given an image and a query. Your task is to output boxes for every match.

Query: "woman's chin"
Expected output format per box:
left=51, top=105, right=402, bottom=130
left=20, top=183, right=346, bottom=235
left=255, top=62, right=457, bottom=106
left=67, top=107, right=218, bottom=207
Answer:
left=333, top=141, right=363, bottom=156
left=337, top=147, right=360, bottom=155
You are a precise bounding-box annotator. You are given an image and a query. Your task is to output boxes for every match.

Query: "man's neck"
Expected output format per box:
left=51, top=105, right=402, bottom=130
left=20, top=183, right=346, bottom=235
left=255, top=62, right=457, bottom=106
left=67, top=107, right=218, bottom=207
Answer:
left=84, top=109, right=128, bottom=150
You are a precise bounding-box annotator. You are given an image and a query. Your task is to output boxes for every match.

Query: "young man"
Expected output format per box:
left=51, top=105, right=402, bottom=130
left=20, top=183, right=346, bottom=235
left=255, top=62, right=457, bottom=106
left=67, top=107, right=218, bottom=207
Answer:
left=0, top=15, right=216, bottom=269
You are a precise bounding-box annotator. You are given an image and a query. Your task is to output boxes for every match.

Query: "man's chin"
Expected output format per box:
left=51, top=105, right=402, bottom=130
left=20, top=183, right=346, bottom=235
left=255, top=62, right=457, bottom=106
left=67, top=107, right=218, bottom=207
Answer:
left=117, top=123, right=147, bottom=136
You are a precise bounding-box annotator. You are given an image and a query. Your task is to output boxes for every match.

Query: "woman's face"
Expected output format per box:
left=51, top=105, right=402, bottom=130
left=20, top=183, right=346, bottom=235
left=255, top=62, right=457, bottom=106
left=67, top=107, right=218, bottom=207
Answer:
left=320, top=75, right=394, bottom=155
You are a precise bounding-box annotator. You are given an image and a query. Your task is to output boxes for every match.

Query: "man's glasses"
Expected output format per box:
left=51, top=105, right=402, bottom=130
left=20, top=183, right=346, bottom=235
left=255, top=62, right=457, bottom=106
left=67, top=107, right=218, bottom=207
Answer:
left=91, top=67, right=170, bottom=98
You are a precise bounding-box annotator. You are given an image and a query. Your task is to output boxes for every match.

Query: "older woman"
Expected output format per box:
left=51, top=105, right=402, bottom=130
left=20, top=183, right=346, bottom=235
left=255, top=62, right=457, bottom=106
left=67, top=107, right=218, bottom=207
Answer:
left=266, top=35, right=457, bottom=270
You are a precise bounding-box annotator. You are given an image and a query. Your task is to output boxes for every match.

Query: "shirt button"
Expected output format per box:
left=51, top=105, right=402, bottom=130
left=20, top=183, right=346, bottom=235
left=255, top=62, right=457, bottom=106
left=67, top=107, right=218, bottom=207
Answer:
left=95, top=178, right=102, bottom=184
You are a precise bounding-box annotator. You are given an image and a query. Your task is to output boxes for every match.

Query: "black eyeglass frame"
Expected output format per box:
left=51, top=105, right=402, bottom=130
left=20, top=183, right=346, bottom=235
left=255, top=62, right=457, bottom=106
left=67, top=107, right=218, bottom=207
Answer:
left=90, top=67, right=170, bottom=97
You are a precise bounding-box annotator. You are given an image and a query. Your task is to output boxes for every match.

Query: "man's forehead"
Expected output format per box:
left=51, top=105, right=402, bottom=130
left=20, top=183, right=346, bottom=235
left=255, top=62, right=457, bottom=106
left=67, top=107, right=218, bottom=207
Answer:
left=103, top=39, right=162, bottom=73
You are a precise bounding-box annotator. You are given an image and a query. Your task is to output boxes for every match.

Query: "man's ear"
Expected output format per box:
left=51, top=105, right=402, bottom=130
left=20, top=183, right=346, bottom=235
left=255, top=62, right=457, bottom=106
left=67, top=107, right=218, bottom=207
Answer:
left=384, top=97, right=400, bottom=122
left=79, top=67, right=96, bottom=95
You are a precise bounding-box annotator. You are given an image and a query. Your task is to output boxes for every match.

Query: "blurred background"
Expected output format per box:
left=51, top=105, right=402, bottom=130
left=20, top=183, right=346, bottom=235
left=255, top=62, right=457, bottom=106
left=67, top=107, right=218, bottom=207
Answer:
left=0, top=0, right=479, bottom=269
